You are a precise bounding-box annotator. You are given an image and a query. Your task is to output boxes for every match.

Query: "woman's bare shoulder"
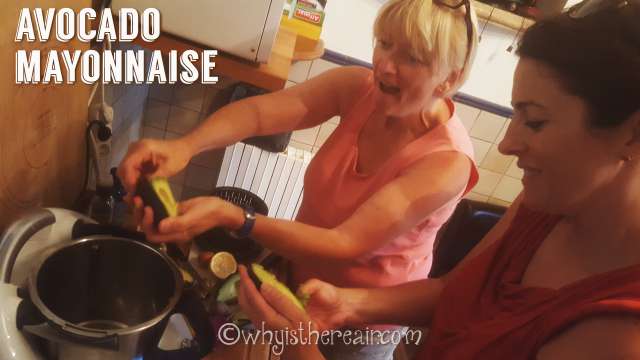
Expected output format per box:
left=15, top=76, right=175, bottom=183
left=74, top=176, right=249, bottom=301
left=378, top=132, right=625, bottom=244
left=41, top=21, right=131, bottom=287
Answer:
left=322, top=66, right=372, bottom=116
left=333, top=66, right=372, bottom=93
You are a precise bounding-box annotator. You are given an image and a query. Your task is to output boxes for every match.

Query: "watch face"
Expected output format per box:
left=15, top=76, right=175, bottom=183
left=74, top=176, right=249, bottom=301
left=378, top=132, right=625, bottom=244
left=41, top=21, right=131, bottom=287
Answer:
left=232, top=206, right=256, bottom=239
left=245, top=206, right=256, bottom=220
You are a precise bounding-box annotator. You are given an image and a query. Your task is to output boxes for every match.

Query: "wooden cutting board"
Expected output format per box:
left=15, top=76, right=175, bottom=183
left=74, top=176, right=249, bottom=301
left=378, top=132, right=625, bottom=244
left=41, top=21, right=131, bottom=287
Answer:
left=0, top=1, right=91, bottom=231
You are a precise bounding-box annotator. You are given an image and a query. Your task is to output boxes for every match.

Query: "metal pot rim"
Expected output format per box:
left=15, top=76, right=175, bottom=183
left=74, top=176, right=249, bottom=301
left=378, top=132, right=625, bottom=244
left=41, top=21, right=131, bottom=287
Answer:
left=28, top=236, right=183, bottom=338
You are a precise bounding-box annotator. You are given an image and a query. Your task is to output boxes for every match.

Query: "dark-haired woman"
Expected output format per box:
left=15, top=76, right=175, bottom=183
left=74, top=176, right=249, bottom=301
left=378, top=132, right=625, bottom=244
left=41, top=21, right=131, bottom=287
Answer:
left=235, top=0, right=640, bottom=358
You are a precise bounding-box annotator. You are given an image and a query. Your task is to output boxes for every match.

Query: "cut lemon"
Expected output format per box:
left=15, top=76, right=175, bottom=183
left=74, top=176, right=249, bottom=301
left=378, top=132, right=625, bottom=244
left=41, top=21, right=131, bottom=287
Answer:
left=209, top=251, right=237, bottom=279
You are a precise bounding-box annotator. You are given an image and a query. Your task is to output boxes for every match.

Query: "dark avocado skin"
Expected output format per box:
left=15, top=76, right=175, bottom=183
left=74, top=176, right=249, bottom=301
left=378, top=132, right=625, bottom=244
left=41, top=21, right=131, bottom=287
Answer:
left=136, top=178, right=170, bottom=226
left=248, top=266, right=263, bottom=290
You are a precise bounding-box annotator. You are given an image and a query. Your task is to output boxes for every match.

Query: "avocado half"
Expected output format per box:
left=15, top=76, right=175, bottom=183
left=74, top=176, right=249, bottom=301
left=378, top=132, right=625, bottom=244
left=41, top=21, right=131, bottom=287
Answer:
left=217, top=273, right=241, bottom=304
left=249, top=263, right=306, bottom=311
left=136, top=177, right=178, bottom=226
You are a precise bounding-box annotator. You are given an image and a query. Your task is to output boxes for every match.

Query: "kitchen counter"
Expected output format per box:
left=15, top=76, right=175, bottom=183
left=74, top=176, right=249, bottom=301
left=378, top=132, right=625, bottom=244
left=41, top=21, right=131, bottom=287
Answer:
left=320, top=0, right=520, bottom=117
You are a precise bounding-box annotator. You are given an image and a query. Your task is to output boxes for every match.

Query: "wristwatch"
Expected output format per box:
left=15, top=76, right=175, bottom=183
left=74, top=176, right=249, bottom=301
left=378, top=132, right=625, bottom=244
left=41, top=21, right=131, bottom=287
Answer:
left=231, top=205, right=256, bottom=238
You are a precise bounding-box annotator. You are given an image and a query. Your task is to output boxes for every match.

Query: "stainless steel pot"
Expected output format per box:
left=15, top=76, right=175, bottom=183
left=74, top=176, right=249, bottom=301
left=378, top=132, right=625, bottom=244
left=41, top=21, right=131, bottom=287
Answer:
left=21, top=236, right=183, bottom=360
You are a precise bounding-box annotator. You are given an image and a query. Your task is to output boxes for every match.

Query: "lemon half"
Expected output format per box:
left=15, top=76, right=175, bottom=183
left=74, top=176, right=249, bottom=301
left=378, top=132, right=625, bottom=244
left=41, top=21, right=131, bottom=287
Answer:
left=209, top=251, right=237, bottom=279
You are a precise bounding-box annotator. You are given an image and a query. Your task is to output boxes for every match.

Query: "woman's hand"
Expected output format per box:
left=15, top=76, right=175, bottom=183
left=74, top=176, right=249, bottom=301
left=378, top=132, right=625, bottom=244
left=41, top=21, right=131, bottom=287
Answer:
left=118, top=138, right=193, bottom=197
left=237, top=266, right=356, bottom=333
left=236, top=265, right=326, bottom=360
left=135, top=196, right=242, bottom=243
left=297, top=278, right=359, bottom=332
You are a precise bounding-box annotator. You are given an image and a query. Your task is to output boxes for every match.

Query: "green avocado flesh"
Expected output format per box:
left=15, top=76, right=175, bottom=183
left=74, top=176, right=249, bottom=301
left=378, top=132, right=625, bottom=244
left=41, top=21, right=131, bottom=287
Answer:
left=217, top=273, right=241, bottom=304
left=249, top=263, right=306, bottom=311
left=136, top=177, right=178, bottom=225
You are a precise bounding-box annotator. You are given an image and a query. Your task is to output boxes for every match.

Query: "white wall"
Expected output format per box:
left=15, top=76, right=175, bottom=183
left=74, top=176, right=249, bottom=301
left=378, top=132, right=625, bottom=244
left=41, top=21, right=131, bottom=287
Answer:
left=458, top=22, right=521, bottom=109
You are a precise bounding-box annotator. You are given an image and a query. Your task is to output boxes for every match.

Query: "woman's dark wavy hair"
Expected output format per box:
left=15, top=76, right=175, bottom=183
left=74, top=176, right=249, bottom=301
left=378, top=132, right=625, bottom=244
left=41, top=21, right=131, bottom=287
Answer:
left=517, top=3, right=640, bottom=128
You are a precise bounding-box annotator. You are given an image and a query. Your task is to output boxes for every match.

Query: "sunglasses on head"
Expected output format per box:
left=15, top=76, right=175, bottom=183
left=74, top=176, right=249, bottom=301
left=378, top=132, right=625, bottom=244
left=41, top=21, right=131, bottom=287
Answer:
left=433, top=0, right=474, bottom=71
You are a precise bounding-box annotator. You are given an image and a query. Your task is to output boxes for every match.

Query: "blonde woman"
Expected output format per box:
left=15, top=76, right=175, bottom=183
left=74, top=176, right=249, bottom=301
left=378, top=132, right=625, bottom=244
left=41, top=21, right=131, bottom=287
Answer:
left=119, top=0, right=478, bottom=357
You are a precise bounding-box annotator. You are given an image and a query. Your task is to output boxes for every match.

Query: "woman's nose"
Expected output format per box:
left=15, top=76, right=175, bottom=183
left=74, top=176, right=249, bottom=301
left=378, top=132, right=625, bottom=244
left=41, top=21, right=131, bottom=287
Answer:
left=498, top=121, right=527, bottom=156
left=378, top=54, right=398, bottom=75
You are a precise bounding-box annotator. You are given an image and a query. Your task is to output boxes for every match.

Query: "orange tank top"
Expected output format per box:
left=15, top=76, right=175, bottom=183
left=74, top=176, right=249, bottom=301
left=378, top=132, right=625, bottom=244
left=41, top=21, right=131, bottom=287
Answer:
left=418, top=205, right=640, bottom=359
left=292, top=71, right=478, bottom=289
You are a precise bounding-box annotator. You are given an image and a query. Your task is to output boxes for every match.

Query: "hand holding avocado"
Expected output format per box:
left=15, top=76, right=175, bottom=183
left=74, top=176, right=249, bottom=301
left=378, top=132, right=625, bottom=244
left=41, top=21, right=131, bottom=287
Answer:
left=248, top=263, right=307, bottom=310
left=236, top=264, right=313, bottom=330
left=136, top=177, right=178, bottom=226
left=118, top=138, right=193, bottom=199
left=133, top=194, right=243, bottom=243
left=216, top=264, right=306, bottom=328
left=236, top=264, right=355, bottom=333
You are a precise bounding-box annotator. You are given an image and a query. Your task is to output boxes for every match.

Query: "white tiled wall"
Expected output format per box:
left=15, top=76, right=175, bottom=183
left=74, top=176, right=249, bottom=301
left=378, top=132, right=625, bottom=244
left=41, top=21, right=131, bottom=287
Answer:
left=308, top=59, right=341, bottom=78
left=467, top=116, right=522, bottom=206
left=285, top=59, right=522, bottom=206
left=142, top=78, right=230, bottom=201
left=470, top=112, right=508, bottom=143
left=456, top=102, right=480, bottom=131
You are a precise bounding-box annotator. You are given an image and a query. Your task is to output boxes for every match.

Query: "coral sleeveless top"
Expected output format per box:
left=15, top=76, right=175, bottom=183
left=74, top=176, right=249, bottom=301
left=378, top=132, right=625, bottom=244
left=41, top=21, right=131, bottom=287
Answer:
left=418, top=205, right=640, bottom=359
left=292, top=71, right=478, bottom=289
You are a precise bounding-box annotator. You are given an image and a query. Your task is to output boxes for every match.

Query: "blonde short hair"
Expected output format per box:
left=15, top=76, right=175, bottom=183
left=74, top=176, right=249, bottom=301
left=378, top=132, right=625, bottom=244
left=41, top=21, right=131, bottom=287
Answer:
left=373, top=0, right=479, bottom=96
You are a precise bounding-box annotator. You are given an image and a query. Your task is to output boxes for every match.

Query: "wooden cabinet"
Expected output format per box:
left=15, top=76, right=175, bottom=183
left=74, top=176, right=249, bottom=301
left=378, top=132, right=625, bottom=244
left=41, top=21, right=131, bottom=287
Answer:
left=0, top=1, right=92, bottom=231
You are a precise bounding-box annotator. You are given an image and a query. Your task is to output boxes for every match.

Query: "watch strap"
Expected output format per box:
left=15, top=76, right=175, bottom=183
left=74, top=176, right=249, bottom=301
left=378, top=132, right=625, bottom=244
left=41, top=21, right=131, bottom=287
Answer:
left=232, top=205, right=256, bottom=238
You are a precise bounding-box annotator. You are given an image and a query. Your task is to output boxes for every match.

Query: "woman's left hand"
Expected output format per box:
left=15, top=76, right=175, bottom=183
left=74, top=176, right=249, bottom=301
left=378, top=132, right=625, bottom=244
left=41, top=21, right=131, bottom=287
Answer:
left=237, top=265, right=325, bottom=359
left=139, top=196, right=241, bottom=243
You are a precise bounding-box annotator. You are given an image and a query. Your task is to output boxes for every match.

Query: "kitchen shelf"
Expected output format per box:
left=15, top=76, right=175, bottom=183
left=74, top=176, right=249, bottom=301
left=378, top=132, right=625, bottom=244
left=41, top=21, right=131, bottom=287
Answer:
left=473, top=1, right=535, bottom=32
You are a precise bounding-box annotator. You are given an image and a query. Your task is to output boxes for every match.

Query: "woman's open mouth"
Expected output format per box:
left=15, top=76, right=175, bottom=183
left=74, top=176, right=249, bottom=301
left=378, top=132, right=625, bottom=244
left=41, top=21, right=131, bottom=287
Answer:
left=379, top=81, right=401, bottom=95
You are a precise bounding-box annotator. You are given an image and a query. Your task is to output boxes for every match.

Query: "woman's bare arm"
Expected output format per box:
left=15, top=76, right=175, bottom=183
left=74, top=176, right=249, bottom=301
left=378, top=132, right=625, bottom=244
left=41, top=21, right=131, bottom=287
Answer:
left=180, top=66, right=370, bottom=156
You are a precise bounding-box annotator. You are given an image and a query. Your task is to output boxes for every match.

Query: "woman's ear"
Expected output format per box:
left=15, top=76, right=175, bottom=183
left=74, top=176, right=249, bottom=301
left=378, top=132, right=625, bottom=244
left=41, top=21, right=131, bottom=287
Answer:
left=622, top=110, right=640, bottom=161
left=435, top=70, right=462, bottom=98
